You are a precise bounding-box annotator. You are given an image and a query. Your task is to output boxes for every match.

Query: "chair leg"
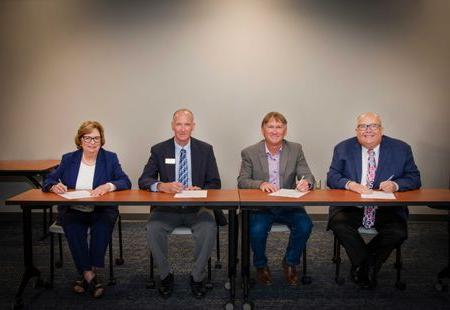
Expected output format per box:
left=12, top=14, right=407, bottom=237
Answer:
left=395, top=245, right=406, bottom=290
left=55, top=234, right=63, bottom=268
left=146, top=252, right=156, bottom=289
left=334, top=236, right=345, bottom=285
left=108, top=240, right=116, bottom=285
left=205, top=257, right=213, bottom=289
left=49, top=232, right=54, bottom=288
left=215, top=224, right=222, bottom=269
left=116, top=215, right=124, bottom=266
left=301, top=247, right=312, bottom=284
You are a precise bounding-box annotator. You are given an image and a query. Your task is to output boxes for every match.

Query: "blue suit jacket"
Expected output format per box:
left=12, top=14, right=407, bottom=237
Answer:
left=43, top=148, right=131, bottom=217
left=327, top=135, right=421, bottom=223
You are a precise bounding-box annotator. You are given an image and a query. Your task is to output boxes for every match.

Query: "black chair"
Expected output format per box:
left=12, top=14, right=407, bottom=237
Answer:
left=332, top=227, right=405, bottom=290
left=48, top=213, right=124, bottom=287
left=146, top=211, right=227, bottom=290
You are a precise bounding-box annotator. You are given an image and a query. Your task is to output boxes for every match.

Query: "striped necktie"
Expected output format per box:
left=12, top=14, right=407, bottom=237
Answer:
left=178, top=148, right=188, bottom=187
left=362, top=149, right=377, bottom=229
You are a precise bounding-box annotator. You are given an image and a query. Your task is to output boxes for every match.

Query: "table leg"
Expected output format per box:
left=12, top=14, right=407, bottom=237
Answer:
left=13, top=206, right=42, bottom=309
left=26, top=175, right=50, bottom=240
left=241, top=209, right=252, bottom=307
left=225, top=209, right=237, bottom=308
left=435, top=211, right=450, bottom=291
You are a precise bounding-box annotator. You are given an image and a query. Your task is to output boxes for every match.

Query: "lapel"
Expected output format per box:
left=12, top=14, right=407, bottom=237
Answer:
left=93, top=148, right=105, bottom=188
left=352, top=139, right=362, bottom=182
left=68, top=150, right=82, bottom=189
left=165, top=138, right=176, bottom=182
left=279, top=140, right=289, bottom=185
left=374, top=136, right=388, bottom=184
left=257, top=141, right=269, bottom=181
left=190, top=138, right=200, bottom=186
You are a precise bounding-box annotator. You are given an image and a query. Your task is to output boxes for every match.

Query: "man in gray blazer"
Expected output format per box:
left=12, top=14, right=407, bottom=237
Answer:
left=238, top=112, right=315, bottom=286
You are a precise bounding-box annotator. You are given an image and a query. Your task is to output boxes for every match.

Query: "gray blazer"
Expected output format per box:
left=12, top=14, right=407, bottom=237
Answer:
left=238, top=140, right=315, bottom=190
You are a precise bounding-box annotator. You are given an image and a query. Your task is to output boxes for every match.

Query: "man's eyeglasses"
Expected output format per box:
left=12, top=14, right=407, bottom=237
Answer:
left=357, top=124, right=381, bottom=131
left=82, top=136, right=101, bottom=143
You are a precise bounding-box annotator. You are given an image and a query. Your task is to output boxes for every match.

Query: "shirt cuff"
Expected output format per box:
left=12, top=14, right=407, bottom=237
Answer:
left=150, top=182, right=160, bottom=192
left=345, top=180, right=352, bottom=190
left=107, top=182, right=116, bottom=192
left=393, top=181, right=399, bottom=191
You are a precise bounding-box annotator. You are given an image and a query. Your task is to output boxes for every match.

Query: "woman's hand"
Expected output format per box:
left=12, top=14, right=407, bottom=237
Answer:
left=91, top=183, right=112, bottom=197
left=50, top=182, right=67, bottom=194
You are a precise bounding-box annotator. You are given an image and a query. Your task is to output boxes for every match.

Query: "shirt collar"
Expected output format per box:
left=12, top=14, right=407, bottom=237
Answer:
left=362, top=144, right=380, bottom=154
left=175, top=139, right=191, bottom=151
left=265, top=143, right=282, bottom=156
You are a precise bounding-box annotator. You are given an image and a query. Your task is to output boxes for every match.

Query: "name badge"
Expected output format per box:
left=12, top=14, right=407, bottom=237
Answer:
left=165, top=158, right=176, bottom=164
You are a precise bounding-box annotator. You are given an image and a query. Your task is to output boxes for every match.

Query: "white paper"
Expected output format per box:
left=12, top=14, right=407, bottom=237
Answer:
left=174, top=190, right=208, bottom=198
left=361, top=191, right=396, bottom=200
left=58, top=190, right=92, bottom=200
left=269, top=189, right=309, bottom=198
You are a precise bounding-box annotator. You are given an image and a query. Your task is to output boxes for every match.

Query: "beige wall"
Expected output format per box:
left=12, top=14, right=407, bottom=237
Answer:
left=1, top=1, right=449, bottom=214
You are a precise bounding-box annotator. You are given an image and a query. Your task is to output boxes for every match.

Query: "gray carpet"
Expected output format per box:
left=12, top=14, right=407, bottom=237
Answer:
left=0, top=217, right=449, bottom=309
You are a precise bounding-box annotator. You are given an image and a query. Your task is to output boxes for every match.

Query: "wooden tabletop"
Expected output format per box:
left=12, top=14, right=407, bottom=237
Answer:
left=6, top=188, right=449, bottom=208
left=0, top=160, right=60, bottom=174
left=5, top=189, right=240, bottom=207
left=238, top=189, right=450, bottom=207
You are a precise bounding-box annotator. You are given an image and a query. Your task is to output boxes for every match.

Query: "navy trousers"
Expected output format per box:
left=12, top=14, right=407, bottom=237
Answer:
left=61, top=207, right=118, bottom=274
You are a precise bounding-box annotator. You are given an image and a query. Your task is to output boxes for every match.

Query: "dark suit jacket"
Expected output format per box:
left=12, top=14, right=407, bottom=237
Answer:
left=327, top=135, right=421, bottom=223
left=138, top=137, right=223, bottom=221
left=43, top=148, right=132, bottom=217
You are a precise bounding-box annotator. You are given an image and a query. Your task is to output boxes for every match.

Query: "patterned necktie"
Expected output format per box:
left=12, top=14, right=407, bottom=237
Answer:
left=362, top=149, right=377, bottom=229
left=178, top=148, right=188, bottom=187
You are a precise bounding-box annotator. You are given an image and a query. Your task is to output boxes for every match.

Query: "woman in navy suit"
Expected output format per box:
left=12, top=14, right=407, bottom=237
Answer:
left=43, top=121, right=131, bottom=298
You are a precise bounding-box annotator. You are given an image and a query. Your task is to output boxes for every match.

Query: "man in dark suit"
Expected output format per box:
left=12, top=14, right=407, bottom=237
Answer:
left=139, top=109, right=221, bottom=299
left=238, top=112, right=315, bottom=286
left=327, top=112, right=421, bottom=288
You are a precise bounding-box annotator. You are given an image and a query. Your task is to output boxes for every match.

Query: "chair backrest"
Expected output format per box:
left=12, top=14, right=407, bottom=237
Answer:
left=49, top=222, right=64, bottom=234
left=358, top=227, right=378, bottom=235
left=171, top=226, right=192, bottom=235
left=270, top=224, right=289, bottom=233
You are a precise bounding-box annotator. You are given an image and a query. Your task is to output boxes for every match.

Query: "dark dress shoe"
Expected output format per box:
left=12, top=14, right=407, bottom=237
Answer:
left=256, top=266, right=273, bottom=286
left=367, top=264, right=378, bottom=288
left=158, top=273, right=174, bottom=298
left=190, top=276, right=206, bottom=299
left=350, top=265, right=371, bottom=289
left=282, top=262, right=299, bottom=286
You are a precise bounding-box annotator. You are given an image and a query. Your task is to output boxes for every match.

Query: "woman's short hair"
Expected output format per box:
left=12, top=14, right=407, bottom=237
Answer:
left=74, top=120, right=105, bottom=149
left=261, top=112, right=287, bottom=127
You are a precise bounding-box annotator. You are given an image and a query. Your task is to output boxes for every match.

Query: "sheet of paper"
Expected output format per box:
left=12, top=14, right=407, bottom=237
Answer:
left=174, top=190, right=208, bottom=198
left=58, top=190, right=92, bottom=200
left=361, top=191, right=396, bottom=200
left=269, top=189, right=309, bottom=198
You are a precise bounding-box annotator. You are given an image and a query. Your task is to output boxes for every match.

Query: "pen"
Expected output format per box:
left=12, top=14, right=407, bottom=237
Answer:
left=296, top=176, right=305, bottom=191
left=386, top=175, right=394, bottom=182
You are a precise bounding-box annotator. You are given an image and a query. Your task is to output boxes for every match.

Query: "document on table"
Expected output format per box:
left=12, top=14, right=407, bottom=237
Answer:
left=58, top=190, right=92, bottom=199
left=269, top=189, right=309, bottom=198
left=174, top=190, right=208, bottom=198
left=361, top=191, right=396, bottom=199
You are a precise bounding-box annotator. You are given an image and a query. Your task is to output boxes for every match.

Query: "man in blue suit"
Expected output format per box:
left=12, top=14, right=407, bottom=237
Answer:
left=139, top=109, right=221, bottom=299
left=327, top=112, right=421, bottom=288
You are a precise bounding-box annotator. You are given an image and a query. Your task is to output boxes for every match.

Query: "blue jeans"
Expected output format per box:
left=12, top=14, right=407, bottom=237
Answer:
left=250, top=208, right=312, bottom=268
